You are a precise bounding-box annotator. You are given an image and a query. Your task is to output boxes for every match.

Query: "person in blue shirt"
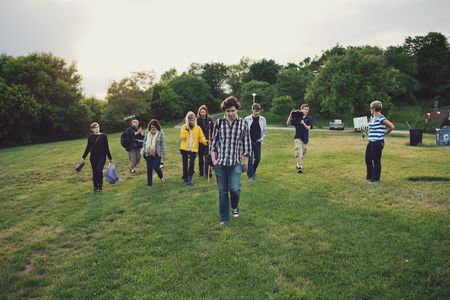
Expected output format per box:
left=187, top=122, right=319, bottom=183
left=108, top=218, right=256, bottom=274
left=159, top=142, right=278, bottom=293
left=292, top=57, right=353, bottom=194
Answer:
left=362, top=100, right=395, bottom=183
left=287, top=104, right=313, bottom=173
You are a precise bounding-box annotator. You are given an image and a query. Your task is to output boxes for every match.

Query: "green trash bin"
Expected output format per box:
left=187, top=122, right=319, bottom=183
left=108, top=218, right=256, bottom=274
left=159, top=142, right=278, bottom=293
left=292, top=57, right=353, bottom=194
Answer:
left=409, top=128, right=423, bottom=146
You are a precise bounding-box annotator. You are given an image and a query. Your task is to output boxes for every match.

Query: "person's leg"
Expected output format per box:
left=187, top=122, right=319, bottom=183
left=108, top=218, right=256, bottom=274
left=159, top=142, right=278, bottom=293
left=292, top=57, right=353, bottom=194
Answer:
left=129, top=149, right=135, bottom=172
left=198, top=145, right=205, bottom=176
left=152, top=155, right=164, bottom=180
left=145, top=155, right=154, bottom=186
left=180, top=150, right=188, bottom=182
left=252, top=141, right=262, bottom=175
left=90, top=157, right=98, bottom=190
left=295, top=139, right=304, bottom=171
left=365, top=142, right=373, bottom=181
left=188, top=152, right=197, bottom=184
left=247, top=142, right=255, bottom=179
left=229, top=163, right=242, bottom=211
left=97, top=157, right=106, bottom=190
left=214, top=165, right=230, bottom=223
left=134, top=147, right=141, bottom=168
left=372, top=141, right=384, bottom=181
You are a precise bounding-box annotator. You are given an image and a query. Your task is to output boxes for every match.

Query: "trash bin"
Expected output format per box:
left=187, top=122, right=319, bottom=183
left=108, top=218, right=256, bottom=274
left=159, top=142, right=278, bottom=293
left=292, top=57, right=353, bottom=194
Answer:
left=435, top=128, right=450, bottom=146
left=409, top=128, right=423, bottom=146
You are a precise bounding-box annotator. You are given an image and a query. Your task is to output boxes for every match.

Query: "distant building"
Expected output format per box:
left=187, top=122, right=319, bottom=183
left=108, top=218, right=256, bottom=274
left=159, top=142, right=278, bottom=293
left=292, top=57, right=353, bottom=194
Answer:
left=424, top=106, right=450, bottom=127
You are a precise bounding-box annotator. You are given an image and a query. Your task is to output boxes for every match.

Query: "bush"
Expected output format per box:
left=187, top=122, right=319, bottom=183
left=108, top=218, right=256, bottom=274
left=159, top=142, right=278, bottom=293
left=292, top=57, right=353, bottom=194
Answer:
left=271, top=95, right=295, bottom=116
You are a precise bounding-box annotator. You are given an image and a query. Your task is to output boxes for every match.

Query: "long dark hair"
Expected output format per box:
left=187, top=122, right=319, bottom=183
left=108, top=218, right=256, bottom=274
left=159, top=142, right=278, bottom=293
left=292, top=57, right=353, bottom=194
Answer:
left=147, top=119, right=161, bottom=131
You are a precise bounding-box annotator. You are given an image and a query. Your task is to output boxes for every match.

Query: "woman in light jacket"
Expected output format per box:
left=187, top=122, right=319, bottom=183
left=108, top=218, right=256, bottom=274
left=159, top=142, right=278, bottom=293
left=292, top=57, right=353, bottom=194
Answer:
left=142, top=119, right=166, bottom=187
left=180, top=111, right=208, bottom=185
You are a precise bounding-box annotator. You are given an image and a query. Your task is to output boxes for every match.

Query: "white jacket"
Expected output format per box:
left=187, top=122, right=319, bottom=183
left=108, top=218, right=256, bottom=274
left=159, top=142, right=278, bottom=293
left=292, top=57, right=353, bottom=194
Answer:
left=244, top=114, right=267, bottom=141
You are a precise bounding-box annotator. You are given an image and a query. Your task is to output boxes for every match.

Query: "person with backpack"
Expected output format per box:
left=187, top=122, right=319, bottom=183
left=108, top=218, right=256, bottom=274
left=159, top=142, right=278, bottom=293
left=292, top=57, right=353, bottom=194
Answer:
left=122, top=119, right=144, bottom=174
left=196, top=105, right=214, bottom=178
left=79, top=122, right=113, bottom=192
left=179, top=111, right=208, bottom=185
left=142, top=119, right=166, bottom=186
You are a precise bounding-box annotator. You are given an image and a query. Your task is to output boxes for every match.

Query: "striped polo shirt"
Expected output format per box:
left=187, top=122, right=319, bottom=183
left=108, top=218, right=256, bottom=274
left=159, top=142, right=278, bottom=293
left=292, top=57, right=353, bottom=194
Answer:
left=368, top=114, right=386, bottom=141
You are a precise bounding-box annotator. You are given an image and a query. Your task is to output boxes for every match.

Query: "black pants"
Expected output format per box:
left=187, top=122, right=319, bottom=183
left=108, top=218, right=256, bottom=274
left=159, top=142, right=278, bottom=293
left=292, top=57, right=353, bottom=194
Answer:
left=180, top=150, right=197, bottom=179
left=198, top=144, right=209, bottom=176
left=90, top=156, right=106, bottom=188
left=365, top=140, right=384, bottom=181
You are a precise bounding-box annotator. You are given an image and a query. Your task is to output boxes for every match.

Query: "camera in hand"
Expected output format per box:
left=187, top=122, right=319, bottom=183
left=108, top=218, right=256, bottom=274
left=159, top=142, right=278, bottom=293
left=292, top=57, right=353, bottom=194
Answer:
left=290, top=110, right=304, bottom=126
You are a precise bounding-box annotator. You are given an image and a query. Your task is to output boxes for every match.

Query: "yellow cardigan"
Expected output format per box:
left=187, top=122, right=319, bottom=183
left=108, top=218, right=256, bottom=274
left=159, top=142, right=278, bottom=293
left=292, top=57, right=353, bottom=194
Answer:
left=179, top=124, right=208, bottom=153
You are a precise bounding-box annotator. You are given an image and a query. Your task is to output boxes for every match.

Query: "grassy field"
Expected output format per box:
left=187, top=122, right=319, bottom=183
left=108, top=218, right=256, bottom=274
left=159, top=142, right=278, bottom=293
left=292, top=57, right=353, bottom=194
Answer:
left=0, top=128, right=449, bottom=299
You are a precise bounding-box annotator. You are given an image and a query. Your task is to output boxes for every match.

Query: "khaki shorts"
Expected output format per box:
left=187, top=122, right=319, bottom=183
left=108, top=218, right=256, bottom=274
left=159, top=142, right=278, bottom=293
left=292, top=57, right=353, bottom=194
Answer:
left=294, top=139, right=307, bottom=158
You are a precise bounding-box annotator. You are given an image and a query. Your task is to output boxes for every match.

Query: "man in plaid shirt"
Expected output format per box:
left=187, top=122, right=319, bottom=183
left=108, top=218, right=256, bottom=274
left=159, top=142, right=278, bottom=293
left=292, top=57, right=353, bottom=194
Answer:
left=211, top=96, right=251, bottom=224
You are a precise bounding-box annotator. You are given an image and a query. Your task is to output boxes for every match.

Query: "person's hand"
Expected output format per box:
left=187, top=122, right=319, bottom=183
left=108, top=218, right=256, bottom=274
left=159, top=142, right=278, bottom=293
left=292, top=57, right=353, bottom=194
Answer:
left=211, top=157, right=218, bottom=165
left=80, top=158, right=85, bottom=163
left=242, top=162, right=248, bottom=172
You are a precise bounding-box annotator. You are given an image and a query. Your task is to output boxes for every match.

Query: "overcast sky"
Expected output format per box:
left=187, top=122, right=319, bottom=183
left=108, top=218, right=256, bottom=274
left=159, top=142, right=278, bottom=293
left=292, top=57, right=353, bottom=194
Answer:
left=1, top=0, right=449, bottom=99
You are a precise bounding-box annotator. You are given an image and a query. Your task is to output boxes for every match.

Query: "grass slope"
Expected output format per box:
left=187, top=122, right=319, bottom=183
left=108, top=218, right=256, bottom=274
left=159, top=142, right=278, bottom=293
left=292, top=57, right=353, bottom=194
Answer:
left=0, top=129, right=449, bottom=299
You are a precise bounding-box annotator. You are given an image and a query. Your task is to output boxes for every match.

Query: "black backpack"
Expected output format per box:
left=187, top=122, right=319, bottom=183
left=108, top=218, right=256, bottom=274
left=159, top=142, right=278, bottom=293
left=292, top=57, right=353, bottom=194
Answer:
left=120, top=130, right=131, bottom=150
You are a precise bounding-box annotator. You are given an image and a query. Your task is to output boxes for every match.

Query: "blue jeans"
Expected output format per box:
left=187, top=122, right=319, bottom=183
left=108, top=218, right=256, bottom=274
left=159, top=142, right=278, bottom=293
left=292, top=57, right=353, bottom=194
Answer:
left=214, top=164, right=242, bottom=222
left=145, top=154, right=163, bottom=186
left=247, top=141, right=261, bottom=178
left=365, top=140, right=384, bottom=181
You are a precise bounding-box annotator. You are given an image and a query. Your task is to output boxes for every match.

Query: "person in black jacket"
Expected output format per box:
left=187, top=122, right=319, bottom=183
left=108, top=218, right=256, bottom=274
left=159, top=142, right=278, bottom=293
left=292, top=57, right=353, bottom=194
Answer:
left=196, top=105, right=214, bottom=178
left=79, top=122, right=113, bottom=191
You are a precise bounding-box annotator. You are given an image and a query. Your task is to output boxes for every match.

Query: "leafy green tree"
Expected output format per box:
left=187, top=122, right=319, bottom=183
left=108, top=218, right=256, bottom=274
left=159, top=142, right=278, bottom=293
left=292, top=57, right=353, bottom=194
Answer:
left=227, top=57, right=251, bottom=97
left=80, top=97, right=107, bottom=124
left=384, top=46, right=420, bottom=105
left=241, top=80, right=276, bottom=110
left=245, top=59, right=281, bottom=85
left=305, top=46, right=398, bottom=116
left=104, top=74, right=150, bottom=131
left=0, top=52, right=85, bottom=143
left=403, top=32, right=450, bottom=102
left=200, top=62, right=228, bottom=100
left=148, top=83, right=181, bottom=121
left=271, top=95, right=295, bottom=116
left=169, top=74, right=214, bottom=113
left=275, top=66, right=314, bottom=107
left=160, top=68, right=178, bottom=83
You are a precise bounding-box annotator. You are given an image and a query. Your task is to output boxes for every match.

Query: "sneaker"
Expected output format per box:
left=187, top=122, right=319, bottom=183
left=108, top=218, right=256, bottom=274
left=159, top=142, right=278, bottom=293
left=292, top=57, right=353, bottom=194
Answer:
left=188, top=176, right=193, bottom=185
left=219, top=221, right=225, bottom=225
left=159, top=177, right=166, bottom=183
left=159, top=164, right=165, bottom=169
left=232, top=208, right=239, bottom=218
left=297, top=166, right=303, bottom=173
left=183, top=178, right=189, bottom=185
left=248, top=177, right=254, bottom=181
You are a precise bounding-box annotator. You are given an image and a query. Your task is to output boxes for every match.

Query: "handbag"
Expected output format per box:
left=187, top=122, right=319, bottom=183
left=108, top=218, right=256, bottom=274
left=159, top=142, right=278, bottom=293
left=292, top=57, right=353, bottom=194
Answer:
left=105, top=162, right=119, bottom=184
left=75, top=161, right=85, bottom=172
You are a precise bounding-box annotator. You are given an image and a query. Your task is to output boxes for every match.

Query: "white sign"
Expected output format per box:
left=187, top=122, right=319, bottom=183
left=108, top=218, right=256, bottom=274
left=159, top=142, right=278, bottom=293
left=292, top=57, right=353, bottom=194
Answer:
left=353, top=116, right=368, bottom=130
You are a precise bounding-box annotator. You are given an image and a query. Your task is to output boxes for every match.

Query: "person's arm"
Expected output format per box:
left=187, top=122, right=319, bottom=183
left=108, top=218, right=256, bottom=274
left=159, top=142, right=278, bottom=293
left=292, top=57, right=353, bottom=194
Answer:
left=180, top=125, right=189, bottom=141
left=104, top=135, right=112, bottom=161
left=382, top=119, right=395, bottom=135
left=242, top=121, right=251, bottom=172
left=301, top=118, right=311, bottom=131
left=286, top=111, right=293, bottom=126
left=210, top=120, right=219, bottom=165
left=198, top=127, right=208, bottom=146
left=259, top=117, right=267, bottom=142
left=81, top=135, right=92, bottom=160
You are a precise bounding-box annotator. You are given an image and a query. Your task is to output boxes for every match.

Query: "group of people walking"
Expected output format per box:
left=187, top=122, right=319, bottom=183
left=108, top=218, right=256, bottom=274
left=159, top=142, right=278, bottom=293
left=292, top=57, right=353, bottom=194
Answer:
left=79, top=96, right=394, bottom=224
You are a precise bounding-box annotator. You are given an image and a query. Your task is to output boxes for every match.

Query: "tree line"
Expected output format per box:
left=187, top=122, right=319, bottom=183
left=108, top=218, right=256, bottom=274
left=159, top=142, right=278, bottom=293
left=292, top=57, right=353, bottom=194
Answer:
left=1, top=32, right=449, bottom=146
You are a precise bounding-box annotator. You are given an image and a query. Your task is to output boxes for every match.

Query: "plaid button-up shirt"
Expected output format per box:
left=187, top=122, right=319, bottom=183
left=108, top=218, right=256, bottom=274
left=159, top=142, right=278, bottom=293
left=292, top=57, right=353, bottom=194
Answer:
left=211, top=115, right=251, bottom=166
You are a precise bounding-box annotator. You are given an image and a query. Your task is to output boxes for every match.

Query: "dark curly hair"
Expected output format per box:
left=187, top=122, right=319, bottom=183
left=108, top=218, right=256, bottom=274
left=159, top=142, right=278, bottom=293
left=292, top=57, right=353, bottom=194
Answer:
left=221, top=96, right=241, bottom=111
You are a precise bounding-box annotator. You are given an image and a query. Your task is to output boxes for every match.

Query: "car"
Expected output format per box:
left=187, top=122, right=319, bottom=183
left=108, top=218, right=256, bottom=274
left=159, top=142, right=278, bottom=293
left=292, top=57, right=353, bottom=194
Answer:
left=329, top=119, right=344, bottom=130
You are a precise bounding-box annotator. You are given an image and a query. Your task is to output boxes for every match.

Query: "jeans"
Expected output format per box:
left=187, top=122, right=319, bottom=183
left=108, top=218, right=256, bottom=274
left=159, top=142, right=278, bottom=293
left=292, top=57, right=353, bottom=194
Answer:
left=145, top=154, right=163, bottom=186
left=180, top=150, right=197, bottom=179
left=214, top=164, right=242, bottom=222
left=365, top=140, right=384, bottom=181
left=198, top=144, right=210, bottom=176
left=90, top=156, right=106, bottom=188
left=247, top=141, right=261, bottom=178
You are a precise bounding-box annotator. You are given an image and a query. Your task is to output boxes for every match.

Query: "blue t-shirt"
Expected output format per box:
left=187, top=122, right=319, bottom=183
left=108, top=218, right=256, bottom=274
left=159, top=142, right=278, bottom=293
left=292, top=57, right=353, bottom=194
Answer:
left=368, top=114, right=386, bottom=141
left=294, top=115, right=313, bottom=144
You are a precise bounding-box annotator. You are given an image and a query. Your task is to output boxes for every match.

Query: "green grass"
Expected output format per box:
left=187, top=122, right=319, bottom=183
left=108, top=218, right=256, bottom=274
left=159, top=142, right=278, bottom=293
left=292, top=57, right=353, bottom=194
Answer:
left=1, top=129, right=449, bottom=299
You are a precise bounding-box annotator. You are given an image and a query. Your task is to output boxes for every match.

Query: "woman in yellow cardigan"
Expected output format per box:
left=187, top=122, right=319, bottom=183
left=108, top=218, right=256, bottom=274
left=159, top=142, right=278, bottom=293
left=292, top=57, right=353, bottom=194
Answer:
left=180, top=111, right=208, bottom=185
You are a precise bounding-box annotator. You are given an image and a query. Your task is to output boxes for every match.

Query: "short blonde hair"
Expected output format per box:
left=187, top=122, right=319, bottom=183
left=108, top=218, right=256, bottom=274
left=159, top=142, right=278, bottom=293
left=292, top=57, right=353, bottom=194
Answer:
left=185, top=111, right=196, bottom=123
left=370, top=100, right=382, bottom=112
